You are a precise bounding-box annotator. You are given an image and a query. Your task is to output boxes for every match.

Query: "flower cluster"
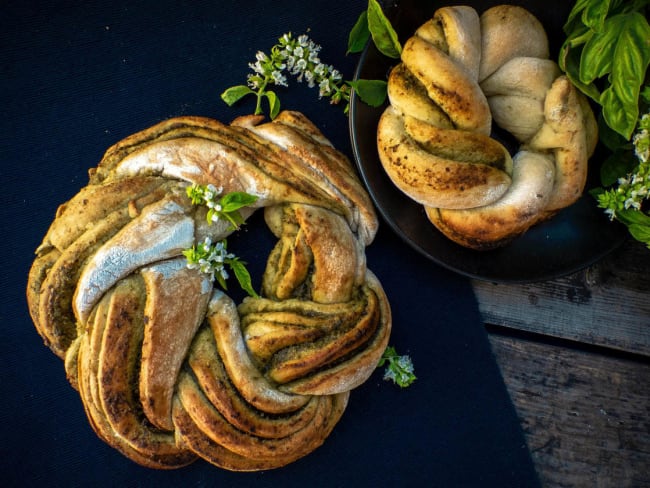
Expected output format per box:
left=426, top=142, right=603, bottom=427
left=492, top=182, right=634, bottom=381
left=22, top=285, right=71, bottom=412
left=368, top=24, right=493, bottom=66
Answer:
left=183, top=184, right=259, bottom=296
left=186, top=183, right=257, bottom=229
left=247, top=33, right=350, bottom=106
left=598, top=111, right=650, bottom=218
left=187, top=183, right=224, bottom=222
left=220, top=30, right=389, bottom=119
left=378, top=346, right=416, bottom=388
left=633, top=112, right=650, bottom=165
left=184, top=237, right=235, bottom=284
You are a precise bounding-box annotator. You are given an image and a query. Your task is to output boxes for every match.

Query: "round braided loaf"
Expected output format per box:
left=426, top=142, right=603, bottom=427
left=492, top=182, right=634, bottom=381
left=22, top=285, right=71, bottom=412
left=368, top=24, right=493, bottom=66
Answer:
left=377, top=5, right=598, bottom=250
left=27, top=111, right=391, bottom=471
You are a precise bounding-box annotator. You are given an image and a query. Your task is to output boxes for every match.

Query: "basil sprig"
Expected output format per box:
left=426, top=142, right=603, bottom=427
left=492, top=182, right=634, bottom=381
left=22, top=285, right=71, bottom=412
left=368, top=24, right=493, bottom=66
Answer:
left=348, top=0, right=402, bottom=59
left=560, top=0, right=650, bottom=140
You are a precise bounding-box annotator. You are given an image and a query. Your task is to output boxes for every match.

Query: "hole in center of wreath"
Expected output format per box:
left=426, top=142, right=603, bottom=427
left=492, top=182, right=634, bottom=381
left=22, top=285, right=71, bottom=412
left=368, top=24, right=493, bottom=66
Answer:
left=222, top=209, right=276, bottom=304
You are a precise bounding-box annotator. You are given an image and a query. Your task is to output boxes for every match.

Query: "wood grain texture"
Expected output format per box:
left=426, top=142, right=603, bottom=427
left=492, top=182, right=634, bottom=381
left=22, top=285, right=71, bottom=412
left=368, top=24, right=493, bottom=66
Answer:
left=474, top=238, right=650, bottom=356
left=489, top=332, right=650, bottom=488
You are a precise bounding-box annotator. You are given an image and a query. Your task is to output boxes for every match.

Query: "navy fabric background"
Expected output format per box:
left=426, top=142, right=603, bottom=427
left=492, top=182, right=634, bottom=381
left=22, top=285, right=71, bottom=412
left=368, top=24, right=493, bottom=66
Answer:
left=1, top=1, right=539, bottom=486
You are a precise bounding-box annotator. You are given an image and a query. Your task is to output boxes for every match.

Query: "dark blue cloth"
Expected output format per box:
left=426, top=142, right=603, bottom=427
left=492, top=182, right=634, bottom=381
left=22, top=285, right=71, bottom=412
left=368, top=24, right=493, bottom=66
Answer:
left=1, top=1, right=539, bottom=486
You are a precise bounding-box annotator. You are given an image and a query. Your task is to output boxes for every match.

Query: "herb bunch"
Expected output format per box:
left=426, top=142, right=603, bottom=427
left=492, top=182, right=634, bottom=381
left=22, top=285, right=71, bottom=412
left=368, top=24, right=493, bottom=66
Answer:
left=595, top=109, right=650, bottom=247
left=221, top=0, right=400, bottom=118
left=183, top=184, right=259, bottom=296
left=560, top=0, right=650, bottom=141
left=186, top=183, right=258, bottom=230
left=561, top=0, right=650, bottom=247
left=378, top=346, right=417, bottom=388
left=222, top=32, right=386, bottom=118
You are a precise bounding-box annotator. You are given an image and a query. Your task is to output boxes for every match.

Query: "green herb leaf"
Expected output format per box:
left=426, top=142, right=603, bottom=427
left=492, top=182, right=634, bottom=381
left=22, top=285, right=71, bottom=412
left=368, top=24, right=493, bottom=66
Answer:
left=348, top=10, right=370, bottom=54
left=229, top=259, right=259, bottom=298
left=559, top=27, right=601, bottom=101
left=602, top=13, right=650, bottom=139
left=220, top=192, right=259, bottom=213
left=579, top=20, right=617, bottom=83
left=265, top=90, right=281, bottom=119
left=183, top=238, right=259, bottom=297
left=601, top=87, right=639, bottom=142
left=628, top=222, right=650, bottom=249
left=367, top=0, right=402, bottom=59
left=349, top=79, right=387, bottom=107
left=568, top=10, right=650, bottom=140
left=215, top=270, right=228, bottom=291
left=615, top=209, right=650, bottom=248
left=564, top=0, right=592, bottom=33
left=580, top=0, right=611, bottom=32
left=221, top=85, right=254, bottom=106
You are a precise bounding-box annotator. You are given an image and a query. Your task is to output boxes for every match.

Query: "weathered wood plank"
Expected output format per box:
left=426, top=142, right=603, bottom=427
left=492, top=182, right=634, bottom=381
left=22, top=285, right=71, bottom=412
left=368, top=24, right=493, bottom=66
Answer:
left=488, top=332, right=650, bottom=488
left=475, top=238, right=650, bottom=356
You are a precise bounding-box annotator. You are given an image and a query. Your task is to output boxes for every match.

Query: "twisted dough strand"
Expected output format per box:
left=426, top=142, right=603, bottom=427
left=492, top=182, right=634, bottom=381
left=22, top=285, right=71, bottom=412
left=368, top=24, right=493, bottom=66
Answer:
left=27, top=111, right=391, bottom=470
left=377, top=5, right=597, bottom=250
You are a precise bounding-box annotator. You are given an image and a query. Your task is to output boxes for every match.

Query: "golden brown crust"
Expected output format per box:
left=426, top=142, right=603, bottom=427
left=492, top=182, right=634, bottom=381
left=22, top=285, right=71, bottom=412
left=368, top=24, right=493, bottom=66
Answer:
left=478, top=5, right=549, bottom=82
left=27, top=111, right=390, bottom=471
left=426, top=151, right=556, bottom=250
left=377, top=4, right=597, bottom=250
left=377, top=107, right=511, bottom=209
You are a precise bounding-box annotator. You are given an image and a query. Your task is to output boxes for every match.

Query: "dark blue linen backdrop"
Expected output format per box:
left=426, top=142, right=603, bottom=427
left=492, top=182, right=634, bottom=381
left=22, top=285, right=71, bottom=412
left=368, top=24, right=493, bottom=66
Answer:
left=1, top=1, right=539, bottom=486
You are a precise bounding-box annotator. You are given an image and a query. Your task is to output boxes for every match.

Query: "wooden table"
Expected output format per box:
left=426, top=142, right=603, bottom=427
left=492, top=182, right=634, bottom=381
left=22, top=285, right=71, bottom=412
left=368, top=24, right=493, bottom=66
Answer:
left=473, top=237, right=650, bottom=487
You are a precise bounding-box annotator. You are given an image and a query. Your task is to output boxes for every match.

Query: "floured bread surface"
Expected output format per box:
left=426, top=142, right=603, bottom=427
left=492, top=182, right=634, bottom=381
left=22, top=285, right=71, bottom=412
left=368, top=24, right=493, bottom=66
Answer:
left=27, top=111, right=391, bottom=471
left=377, top=4, right=597, bottom=250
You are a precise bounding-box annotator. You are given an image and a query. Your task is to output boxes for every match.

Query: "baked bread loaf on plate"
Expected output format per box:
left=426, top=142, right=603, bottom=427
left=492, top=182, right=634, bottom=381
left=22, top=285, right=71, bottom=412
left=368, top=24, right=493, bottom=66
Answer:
left=377, top=5, right=597, bottom=250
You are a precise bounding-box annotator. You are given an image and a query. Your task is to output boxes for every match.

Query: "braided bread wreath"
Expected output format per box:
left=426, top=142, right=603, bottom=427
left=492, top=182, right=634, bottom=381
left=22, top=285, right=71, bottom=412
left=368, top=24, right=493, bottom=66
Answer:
left=26, top=111, right=392, bottom=470
left=377, top=4, right=599, bottom=250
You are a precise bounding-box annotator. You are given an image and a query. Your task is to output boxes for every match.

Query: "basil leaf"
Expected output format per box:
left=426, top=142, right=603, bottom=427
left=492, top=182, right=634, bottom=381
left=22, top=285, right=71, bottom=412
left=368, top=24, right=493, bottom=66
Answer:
left=628, top=223, right=650, bottom=248
left=579, top=22, right=616, bottom=82
left=615, top=208, right=650, bottom=249
left=581, top=0, right=611, bottom=32
left=348, top=10, right=370, bottom=54
left=601, top=87, right=638, bottom=140
left=599, top=12, right=650, bottom=139
left=349, top=79, right=387, bottom=107
left=559, top=29, right=601, bottom=101
left=230, top=259, right=259, bottom=298
left=564, top=0, right=591, bottom=33
left=367, top=0, right=401, bottom=59
left=219, top=192, right=258, bottom=213
left=221, top=85, right=254, bottom=106
left=617, top=208, right=650, bottom=225
left=216, top=272, right=228, bottom=291
left=265, top=90, right=280, bottom=119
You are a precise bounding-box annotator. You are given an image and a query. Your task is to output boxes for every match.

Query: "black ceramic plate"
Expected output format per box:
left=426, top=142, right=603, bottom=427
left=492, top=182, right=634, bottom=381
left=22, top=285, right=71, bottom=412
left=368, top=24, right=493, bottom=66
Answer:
left=349, top=0, right=627, bottom=283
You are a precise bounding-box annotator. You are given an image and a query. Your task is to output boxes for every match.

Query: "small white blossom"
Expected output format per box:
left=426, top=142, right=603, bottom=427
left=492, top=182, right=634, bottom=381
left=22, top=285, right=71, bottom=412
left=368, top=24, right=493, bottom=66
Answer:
left=248, top=60, right=265, bottom=76
left=247, top=74, right=261, bottom=89
left=272, top=70, right=287, bottom=86
left=295, top=58, right=307, bottom=72
left=313, top=63, right=326, bottom=77
left=238, top=31, right=351, bottom=117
